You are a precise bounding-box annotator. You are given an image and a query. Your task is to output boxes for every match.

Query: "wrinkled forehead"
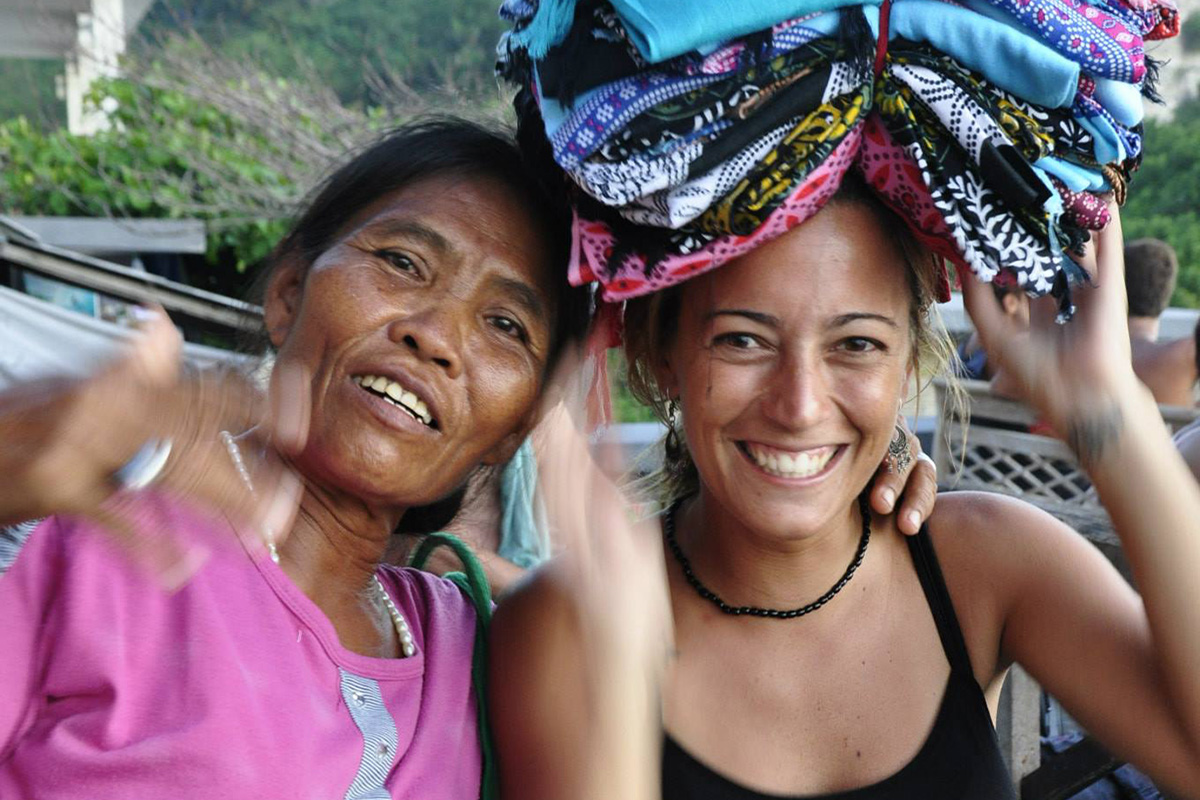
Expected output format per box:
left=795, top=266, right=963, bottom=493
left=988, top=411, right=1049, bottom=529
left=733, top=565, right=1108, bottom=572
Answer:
left=341, top=174, right=556, bottom=298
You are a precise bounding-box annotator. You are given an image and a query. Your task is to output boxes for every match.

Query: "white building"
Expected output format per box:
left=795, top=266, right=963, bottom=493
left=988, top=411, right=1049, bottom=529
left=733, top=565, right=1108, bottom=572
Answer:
left=0, top=0, right=156, bottom=134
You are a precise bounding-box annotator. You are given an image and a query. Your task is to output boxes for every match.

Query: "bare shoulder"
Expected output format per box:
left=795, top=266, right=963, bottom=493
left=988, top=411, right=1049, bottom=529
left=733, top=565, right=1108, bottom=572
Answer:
left=491, top=559, right=578, bottom=648
left=490, top=560, right=593, bottom=799
left=921, top=492, right=1108, bottom=681
left=925, top=490, right=1091, bottom=572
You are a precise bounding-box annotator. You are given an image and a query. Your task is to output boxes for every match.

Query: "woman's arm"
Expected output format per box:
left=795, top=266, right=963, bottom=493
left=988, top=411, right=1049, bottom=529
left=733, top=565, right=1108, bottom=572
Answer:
left=961, top=209, right=1200, bottom=794
left=0, top=310, right=306, bottom=580
left=937, top=489, right=1200, bottom=795
left=490, top=401, right=669, bottom=800
left=491, top=566, right=663, bottom=800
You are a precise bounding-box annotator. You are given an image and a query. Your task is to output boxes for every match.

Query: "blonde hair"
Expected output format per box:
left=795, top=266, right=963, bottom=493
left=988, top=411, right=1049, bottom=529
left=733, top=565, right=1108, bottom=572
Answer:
left=622, top=180, right=965, bottom=507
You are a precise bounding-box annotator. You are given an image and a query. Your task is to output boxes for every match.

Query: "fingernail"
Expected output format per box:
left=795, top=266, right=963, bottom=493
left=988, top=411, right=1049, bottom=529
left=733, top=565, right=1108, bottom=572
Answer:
left=880, top=488, right=896, bottom=511
left=905, top=510, right=921, bottom=532
left=130, top=306, right=162, bottom=324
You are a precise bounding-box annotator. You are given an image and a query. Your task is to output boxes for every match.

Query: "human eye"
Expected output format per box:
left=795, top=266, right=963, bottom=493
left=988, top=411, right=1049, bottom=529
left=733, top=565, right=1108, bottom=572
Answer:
left=838, top=336, right=886, bottom=354
left=487, top=314, right=529, bottom=343
left=377, top=250, right=421, bottom=276
left=712, top=332, right=762, bottom=350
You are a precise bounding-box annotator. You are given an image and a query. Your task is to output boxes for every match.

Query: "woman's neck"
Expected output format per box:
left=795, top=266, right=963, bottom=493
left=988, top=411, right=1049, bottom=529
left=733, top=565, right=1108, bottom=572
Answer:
left=276, top=481, right=402, bottom=612
left=675, top=491, right=867, bottom=612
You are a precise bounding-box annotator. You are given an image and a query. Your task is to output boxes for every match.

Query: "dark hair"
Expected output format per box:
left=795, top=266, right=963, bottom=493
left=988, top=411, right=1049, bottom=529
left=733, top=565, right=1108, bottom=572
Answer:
left=1124, top=238, right=1178, bottom=318
left=257, top=117, right=590, bottom=534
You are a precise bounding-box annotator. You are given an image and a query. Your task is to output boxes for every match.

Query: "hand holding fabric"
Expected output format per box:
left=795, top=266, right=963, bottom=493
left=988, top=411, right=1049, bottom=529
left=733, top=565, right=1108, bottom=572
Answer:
left=960, top=207, right=1142, bottom=465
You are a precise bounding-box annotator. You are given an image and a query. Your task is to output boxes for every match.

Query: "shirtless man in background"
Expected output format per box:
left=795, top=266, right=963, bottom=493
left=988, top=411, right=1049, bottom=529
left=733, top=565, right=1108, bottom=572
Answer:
left=1125, top=238, right=1198, bottom=407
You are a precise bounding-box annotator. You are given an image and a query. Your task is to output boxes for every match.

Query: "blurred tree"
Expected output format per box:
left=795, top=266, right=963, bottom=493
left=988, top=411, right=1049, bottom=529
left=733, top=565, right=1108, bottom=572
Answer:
left=139, top=0, right=504, bottom=107
left=1123, top=95, right=1200, bottom=307
left=0, top=61, right=66, bottom=130
left=0, top=30, right=511, bottom=298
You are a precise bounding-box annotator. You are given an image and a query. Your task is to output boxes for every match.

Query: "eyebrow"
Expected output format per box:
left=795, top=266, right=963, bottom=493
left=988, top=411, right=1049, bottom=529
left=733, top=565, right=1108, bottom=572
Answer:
left=490, top=275, right=548, bottom=323
left=706, top=309, right=899, bottom=329
left=706, top=309, right=781, bottom=326
left=830, top=312, right=899, bottom=329
left=360, top=219, right=453, bottom=256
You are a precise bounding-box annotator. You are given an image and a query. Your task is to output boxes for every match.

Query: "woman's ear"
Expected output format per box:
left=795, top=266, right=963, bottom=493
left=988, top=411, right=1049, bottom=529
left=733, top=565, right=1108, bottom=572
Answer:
left=263, top=256, right=307, bottom=349
left=653, top=352, right=679, bottom=402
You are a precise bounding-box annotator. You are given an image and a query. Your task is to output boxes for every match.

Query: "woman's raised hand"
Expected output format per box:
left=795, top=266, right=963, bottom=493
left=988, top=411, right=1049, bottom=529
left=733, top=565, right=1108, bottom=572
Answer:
left=0, top=308, right=309, bottom=585
left=961, top=206, right=1141, bottom=465
left=530, top=347, right=672, bottom=800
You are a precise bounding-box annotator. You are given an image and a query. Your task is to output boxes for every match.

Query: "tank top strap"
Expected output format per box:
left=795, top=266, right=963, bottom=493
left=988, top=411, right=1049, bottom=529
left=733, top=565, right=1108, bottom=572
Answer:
left=906, top=525, right=975, bottom=677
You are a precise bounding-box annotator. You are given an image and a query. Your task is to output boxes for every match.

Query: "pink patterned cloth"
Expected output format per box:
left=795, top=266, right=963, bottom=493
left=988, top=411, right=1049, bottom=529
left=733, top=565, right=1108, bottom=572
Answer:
left=572, top=120, right=957, bottom=303
left=857, top=115, right=961, bottom=298
left=572, top=126, right=864, bottom=301
left=1050, top=176, right=1112, bottom=230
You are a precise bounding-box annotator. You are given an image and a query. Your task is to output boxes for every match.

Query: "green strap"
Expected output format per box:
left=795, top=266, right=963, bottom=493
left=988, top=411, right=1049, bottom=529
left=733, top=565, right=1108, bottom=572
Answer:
left=408, top=534, right=498, bottom=800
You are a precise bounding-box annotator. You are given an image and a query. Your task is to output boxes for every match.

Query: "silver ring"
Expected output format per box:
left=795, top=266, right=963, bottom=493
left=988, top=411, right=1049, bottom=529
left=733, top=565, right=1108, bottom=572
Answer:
left=114, top=438, right=173, bottom=491
left=916, top=451, right=937, bottom=476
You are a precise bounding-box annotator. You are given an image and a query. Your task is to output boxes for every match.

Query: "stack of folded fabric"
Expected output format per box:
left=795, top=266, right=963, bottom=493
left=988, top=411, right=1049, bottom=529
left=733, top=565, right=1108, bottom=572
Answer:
left=497, top=0, right=1180, bottom=313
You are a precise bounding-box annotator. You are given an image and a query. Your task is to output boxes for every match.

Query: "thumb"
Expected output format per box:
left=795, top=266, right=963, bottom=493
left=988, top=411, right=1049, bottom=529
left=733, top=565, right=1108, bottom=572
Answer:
left=120, top=306, right=183, bottom=388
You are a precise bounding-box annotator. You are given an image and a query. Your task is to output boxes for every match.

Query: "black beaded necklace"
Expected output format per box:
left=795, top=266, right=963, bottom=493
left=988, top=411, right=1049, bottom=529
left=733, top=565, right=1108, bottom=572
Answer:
left=664, top=494, right=872, bottom=619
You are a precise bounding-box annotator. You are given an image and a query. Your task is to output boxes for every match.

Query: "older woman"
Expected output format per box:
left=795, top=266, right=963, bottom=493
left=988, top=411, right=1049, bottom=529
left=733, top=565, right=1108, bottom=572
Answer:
left=0, top=119, right=593, bottom=799
left=493, top=176, right=1200, bottom=799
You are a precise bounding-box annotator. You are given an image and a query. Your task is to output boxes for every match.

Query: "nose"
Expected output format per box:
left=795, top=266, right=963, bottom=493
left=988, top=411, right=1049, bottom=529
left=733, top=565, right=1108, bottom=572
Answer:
left=761, top=351, right=828, bottom=430
left=388, top=308, right=462, bottom=379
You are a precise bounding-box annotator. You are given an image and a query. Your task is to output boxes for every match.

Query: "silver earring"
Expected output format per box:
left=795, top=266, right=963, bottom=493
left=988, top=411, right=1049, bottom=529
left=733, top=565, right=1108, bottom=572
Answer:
left=665, top=398, right=682, bottom=455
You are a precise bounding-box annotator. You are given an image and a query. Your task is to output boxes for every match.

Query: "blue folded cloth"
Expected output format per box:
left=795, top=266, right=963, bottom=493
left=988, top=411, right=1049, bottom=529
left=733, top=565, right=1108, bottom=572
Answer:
left=496, top=439, right=551, bottom=569
left=877, top=0, right=1080, bottom=109
left=610, top=0, right=882, bottom=62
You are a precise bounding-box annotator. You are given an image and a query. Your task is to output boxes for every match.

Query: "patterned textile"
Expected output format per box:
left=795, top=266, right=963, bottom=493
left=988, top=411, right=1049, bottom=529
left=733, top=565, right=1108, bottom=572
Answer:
left=570, top=128, right=864, bottom=299
left=544, top=28, right=837, bottom=170
left=502, top=0, right=1176, bottom=306
left=695, top=86, right=869, bottom=235
left=1051, top=176, right=1113, bottom=229
left=969, top=0, right=1145, bottom=83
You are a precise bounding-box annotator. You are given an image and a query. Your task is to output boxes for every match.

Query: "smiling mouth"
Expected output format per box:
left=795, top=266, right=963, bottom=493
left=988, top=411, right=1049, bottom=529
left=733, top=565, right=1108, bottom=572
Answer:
left=737, top=441, right=840, bottom=480
left=353, top=374, right=438, bottom=429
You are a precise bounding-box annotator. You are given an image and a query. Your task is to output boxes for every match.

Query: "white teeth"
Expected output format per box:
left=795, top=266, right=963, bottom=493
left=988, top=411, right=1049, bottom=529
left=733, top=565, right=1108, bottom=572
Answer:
left=353, top=374, right=434, bottom=426
left=745, top=443, right=835, bottom=479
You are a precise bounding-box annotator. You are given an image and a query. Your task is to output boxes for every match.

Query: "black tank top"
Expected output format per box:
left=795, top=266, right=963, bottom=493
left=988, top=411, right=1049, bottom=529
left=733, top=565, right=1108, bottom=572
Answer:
left=662, top=526, right=1017, bottom=800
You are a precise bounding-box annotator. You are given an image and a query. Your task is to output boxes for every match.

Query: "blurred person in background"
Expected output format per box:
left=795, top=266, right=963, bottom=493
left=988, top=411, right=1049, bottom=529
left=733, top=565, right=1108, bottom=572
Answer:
left=956, top=274, right=1030, bottom=383
left=1124, top=238, right=1198, bottom=407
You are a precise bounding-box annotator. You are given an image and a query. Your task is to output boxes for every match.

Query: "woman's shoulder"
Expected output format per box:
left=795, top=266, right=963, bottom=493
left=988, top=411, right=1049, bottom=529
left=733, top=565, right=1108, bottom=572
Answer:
left=926, top=490, right=1083, bottom=566
left=924, top=491, right=1092, bottom=600
left=1, top=492, right=223, bottom=580
left=377, top=565, right=480, bottom=649
left=921, top=491, right=1087, bottom=681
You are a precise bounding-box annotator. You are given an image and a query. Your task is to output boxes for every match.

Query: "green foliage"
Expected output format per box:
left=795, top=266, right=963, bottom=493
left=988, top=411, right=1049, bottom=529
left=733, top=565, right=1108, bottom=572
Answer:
left=1182, top=13, right=1200, bottom=53
left=0, top=78, right=296, bottom=276
left=142, top=0, right=504, bottom=107
left=608, top=350, right=658, bottom=423
left=0, top=61, right=65, bottom=131
left=1122, top=96, right=1200, bottom=308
